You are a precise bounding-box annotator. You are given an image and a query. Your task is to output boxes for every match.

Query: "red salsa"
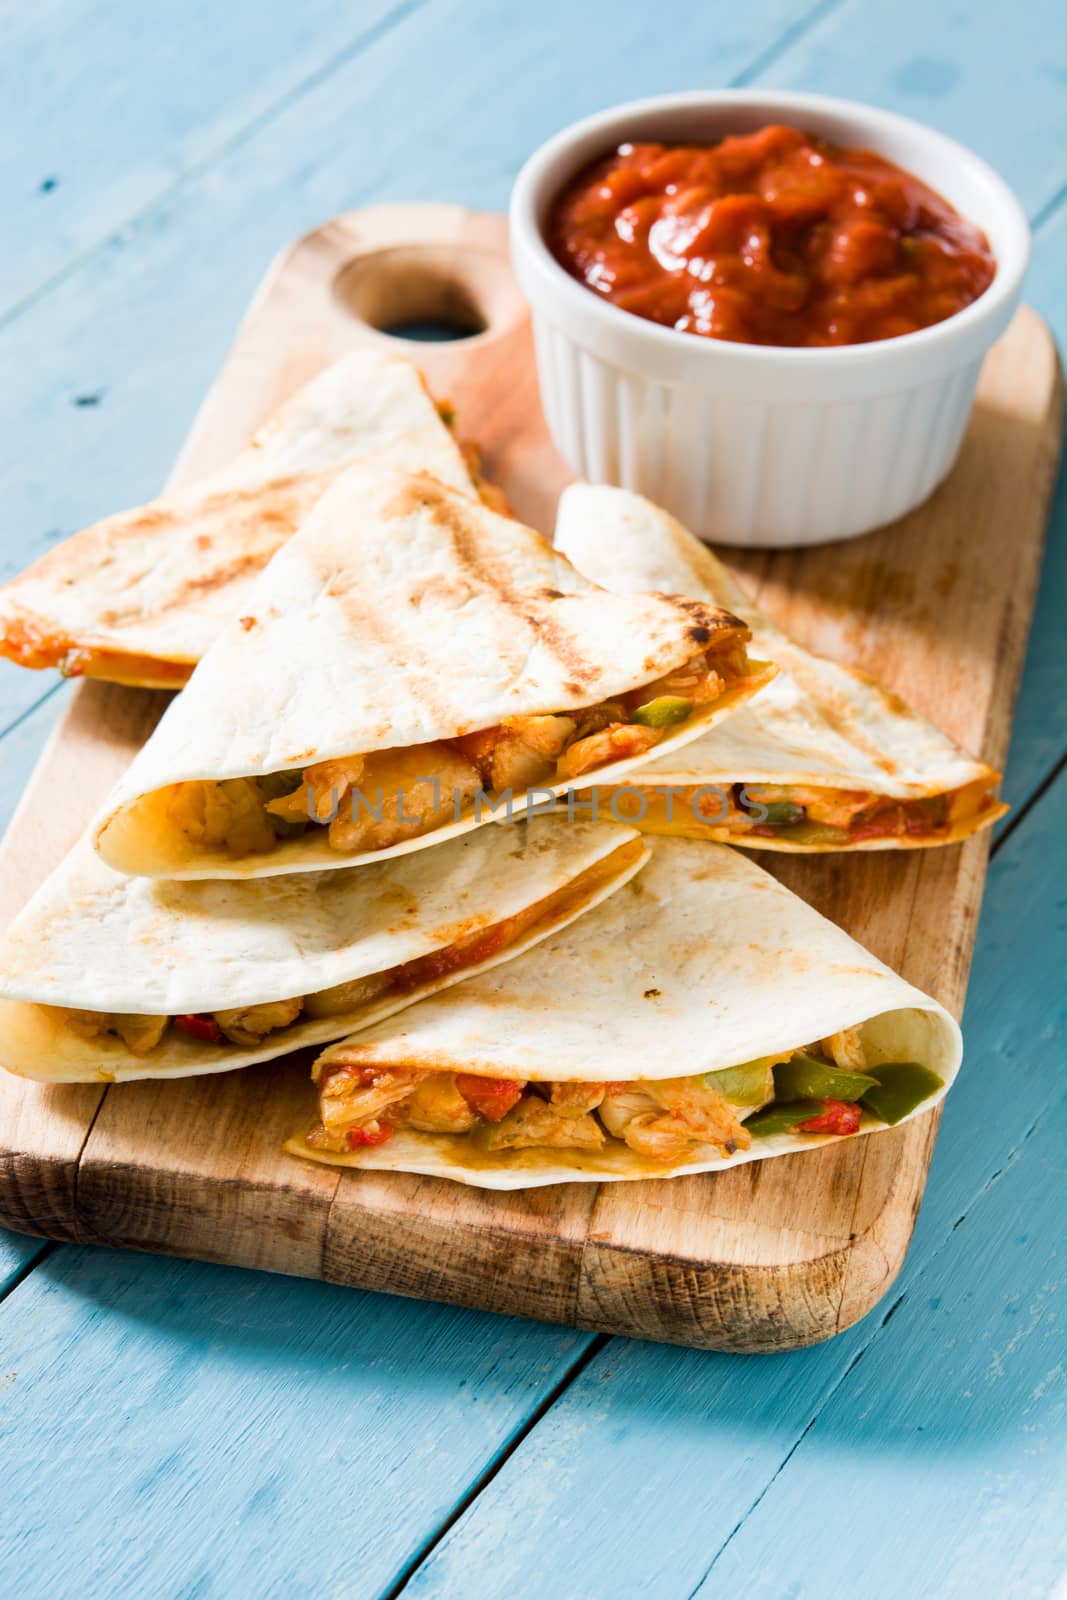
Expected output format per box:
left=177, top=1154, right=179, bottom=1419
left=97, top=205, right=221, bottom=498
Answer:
left=548, top=125, right=996, bottom=347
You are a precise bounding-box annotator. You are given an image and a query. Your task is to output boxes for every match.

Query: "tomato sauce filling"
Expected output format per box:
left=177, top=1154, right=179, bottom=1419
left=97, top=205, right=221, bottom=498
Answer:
left=549, top=124, right=996, bottom=348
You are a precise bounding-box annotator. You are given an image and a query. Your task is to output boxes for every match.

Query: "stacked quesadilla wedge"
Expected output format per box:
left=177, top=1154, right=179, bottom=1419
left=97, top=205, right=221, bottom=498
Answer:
left=0, top=819, right=646, bottom=1082
left=0, top=350, right=487, bottom=688
left=91, top=464, right=773, bottom=879
left=0, top=351, right=968, bottom=1201
left=286, top=838, right=961, bottom=1188
left=555, top=485, right=1005, bottom=851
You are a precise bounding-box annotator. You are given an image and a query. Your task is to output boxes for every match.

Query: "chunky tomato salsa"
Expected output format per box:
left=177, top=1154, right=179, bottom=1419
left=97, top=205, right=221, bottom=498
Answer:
left=548, top=124, right=996, bottom=347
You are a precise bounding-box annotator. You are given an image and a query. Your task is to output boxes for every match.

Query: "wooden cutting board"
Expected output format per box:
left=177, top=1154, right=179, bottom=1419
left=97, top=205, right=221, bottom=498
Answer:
left=0, top=205, right=1060, bottom=1352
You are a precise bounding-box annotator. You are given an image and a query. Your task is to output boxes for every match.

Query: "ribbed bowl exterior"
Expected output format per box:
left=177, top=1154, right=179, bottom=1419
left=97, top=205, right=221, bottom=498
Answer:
left=532, top=319, right=983, bottom=546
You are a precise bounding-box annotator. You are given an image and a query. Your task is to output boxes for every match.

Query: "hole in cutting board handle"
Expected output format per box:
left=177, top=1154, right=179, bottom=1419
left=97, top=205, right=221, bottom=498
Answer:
left=378, top=318, right=480, bottom=343
left=333, top=242, right=517, bottom=344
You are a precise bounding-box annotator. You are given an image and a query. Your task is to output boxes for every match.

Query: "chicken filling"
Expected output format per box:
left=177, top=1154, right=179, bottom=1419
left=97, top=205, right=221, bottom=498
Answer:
left=53, top=842, right=641, bottom=1057
left=624, top=776, right=997, bottom=844
left=307, top=1061, right=758, bottom=1160
left=693, top=779, right=998, bottom=844
left=164, top=640, right=753, bottom=857
left=306, top=1026, right=942, bottom=1163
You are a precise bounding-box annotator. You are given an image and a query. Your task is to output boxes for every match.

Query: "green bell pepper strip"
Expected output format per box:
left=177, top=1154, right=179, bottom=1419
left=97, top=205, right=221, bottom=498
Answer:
left=860, top=1061, right=945, bottom=1125
left=632, top=696, right=693, bottom=728
left=256, top=770, right=304, bottom=802
left=773, top=820, right=852, bottom=845
left=773, top=1053, right=878, bottom=1103
left=702, top=1058, right=776, bottom=1107
left=758, top=800, right=807, bottom=828
left=745, top=1101, right=828, bottom=1138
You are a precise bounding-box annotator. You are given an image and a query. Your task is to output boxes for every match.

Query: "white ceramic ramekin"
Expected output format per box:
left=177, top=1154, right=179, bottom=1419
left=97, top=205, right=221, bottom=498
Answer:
left=510, top=90, right=1030, bottom=547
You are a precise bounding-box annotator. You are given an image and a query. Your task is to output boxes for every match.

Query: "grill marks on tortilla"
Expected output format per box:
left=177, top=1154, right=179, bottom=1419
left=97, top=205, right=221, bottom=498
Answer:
left=305, top=524, right=461, bottom=741
left=5, top=475, right=333, bottom=638
left=427, top=483, right=641, bottom=700
left=513, top=608, right=602, bottom=696
left=362, top=478, right=740, bottom=720
left=98, top=548, right=278, bottom=628
left=382, top=478, right=604, bottom=712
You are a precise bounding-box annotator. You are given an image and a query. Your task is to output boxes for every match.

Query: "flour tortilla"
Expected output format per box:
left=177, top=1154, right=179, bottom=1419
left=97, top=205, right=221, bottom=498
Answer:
left=554, top=485, right=1004, bottom=851
left=0, top=819, right=646, bottom=1083
left=288, top=837, right=961, bottom=1188
left=93, top=465, right=768, bottom=879
left=0, top=351, right=477, bottom=687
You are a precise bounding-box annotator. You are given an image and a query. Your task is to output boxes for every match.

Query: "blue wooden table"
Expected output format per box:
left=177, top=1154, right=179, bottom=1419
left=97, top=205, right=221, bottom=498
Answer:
left=1, top=5, right=1064, bottom=1595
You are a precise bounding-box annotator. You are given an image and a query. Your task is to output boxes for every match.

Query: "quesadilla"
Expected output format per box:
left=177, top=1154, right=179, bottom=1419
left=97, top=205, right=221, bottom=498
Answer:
left=286, top=838, right=961, bottom=1188
left=92, top=465, right=772, bottom=880
left=555, top=485, right=1004, bottom=851
left=0, top=819, right=646, bottom=1082
left=0, top=350, right=491, bottom=689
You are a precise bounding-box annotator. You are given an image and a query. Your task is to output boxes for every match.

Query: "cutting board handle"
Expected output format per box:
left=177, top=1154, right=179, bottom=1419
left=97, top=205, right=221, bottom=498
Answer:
left=330, top=209, right=526, bottom=346
left=172, top=203, right=550, bottom=520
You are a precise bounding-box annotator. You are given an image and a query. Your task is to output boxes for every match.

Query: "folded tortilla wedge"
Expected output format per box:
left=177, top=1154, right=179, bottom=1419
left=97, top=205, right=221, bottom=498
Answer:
left=92, top=465, right=772, bottom=879
left=0, top=819, right=646, bottom=1082
left=287, top=837, right=961, bottom=1189
left=555, top=485, right=1005, bottom=851
left=0, top=350, right=486, bottom=689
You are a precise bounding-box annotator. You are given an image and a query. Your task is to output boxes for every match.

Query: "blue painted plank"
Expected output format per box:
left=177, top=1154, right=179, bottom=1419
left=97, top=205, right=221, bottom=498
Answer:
left=0, top=1235, right=49, bottom=1300
left=0, top=0, right=412, bottom=316
left=696, top=1118, right=1066, bottom=1600
left=370, top=766, right=1067, bottom=1599
left=0, top=662, right=55, bottom=740
left=0, top=1247, right=595, bottom=1600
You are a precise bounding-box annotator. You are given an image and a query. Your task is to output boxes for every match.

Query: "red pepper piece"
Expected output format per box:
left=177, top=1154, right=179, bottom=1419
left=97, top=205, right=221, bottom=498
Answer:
left=455, top=1075, right=524, bottom=1123
left=798, top=1099, right=861, bottom=1136
left=174, top=1013, right=224, bottom=1044
left=849, top=809, right=899, bottom=842
left=902, top=794, right=950, bottom=838
left=346, top=1122, right=395, bottom=1149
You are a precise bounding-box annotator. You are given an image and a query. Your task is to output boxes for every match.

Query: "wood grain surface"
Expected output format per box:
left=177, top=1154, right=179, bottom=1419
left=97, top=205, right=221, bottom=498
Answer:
left=0, top=204, right=1058, bottom=1352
